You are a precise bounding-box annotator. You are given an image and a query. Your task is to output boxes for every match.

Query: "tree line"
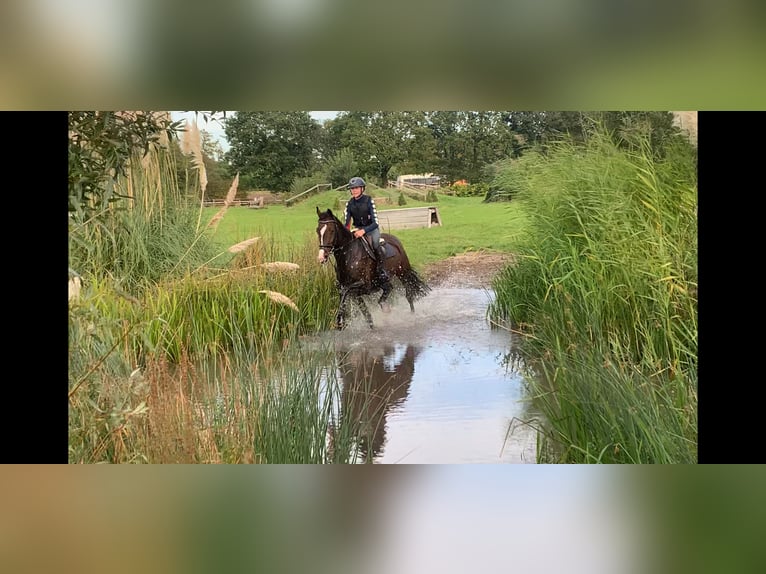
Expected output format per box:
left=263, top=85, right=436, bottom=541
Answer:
left=201, top=111, right=681, bottom=197
left=68, top=111, right=684, bottom=211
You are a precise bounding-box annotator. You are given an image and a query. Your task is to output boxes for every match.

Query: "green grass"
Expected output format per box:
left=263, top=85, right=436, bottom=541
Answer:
left=203, top=192, right=529, bottom=270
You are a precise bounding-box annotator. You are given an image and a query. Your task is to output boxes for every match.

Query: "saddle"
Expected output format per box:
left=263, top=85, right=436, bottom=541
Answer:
left=362, top=235, right=394, bottom=259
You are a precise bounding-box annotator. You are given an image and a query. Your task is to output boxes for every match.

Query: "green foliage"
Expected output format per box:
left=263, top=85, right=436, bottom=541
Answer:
left=489, top=127, right=697, bottom=463
left=448, top=182, right=488, bottom=197
left=323, top=147, right=359, bottom=188
left=202, top=155, right=235, bottom=200
left=68, top=111, right=220, bottom=296
left=324, top=111, right=429, bottom=186
left=426, top=189, right=438, bottom=202
left=503, top=111, right=683, bottom=156
left=397, top=192, right=407, bottom=206
left=289, top=173, right=329, bottom=197
left=68, top=111, right=183, bottom=219
left=483, top=155, right=540, bottom=202
left=200, top=129, right=225, bottom=162
left=423, top=111, right=520, bottom=183
left=252, top=362, right=359, bottom=463
left=224, top=111, right=321, bottom=192
left=595, top=111, right=682, bottom=155
left=69, top=206, right=220, bottom=296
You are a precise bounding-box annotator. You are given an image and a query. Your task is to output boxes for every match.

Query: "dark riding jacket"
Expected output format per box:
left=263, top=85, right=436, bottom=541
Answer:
left=344, top=194, right=380, bottom=234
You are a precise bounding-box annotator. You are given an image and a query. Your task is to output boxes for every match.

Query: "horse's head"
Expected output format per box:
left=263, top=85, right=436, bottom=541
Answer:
left=316, top=207, right=346, bottom=264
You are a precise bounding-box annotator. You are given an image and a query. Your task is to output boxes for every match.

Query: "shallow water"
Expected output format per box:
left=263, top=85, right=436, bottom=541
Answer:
left=300, top=287, right=543, bottom=463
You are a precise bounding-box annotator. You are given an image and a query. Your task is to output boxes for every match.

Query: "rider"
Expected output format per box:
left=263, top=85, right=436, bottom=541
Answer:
left=343, top=176, right=390, bottom=287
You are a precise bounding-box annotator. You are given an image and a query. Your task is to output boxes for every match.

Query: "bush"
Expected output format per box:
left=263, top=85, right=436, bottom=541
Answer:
left=426, top=189, right=439, bottom=202
left=448, top=182, right=488, bottom=197
left=397, top=192, right=407, bottom=206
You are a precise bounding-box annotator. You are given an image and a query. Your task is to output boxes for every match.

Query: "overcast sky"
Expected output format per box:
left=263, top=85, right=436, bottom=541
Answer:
left=171, top=111, right=339, bottom=153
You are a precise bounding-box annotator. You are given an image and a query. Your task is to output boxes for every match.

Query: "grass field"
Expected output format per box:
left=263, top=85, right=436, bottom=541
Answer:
left=203, top=191, right=529, bottom=270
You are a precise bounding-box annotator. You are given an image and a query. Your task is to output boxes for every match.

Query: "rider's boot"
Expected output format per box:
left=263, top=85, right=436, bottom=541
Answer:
left=375, top=244, right=390, bottom=287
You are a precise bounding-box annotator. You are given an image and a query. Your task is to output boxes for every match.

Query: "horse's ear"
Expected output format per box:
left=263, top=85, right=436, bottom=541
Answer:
left=316, top=206, right=320, bottom=215
left=328, top=208, right=334, bottom=216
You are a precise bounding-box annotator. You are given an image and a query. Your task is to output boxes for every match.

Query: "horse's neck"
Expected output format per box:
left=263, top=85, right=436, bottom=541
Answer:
left=334, top=222, right=353, bottom=247
left=329, top=225, right=355, bottom=256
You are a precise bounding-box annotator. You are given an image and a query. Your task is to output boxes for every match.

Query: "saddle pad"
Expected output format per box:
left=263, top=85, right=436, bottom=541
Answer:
left=364, top=236, right=395, bottom=259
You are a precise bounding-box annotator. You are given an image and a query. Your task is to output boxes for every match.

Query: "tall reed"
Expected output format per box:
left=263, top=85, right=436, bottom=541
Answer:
left=69, top=232, right=343, bottom=462
left=69, top=337, right=360, bottom=463
left=489, top=127, right=697, bottom=463
left=68, top=120, right=219, bottom=295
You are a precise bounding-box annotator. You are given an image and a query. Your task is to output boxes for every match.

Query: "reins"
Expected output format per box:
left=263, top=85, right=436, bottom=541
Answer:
left=318, top=217, right=357, bottom=255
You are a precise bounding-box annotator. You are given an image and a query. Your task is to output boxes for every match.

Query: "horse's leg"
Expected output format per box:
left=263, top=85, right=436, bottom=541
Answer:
left=405, top=285, right=415, bottom=312
left=378, top=255, right=401, bottom=313
left=353, top=295, right=374, bottom=329
left=377, top=276, right=393, bottom=313
left=336, top=288, right=351, bottom=329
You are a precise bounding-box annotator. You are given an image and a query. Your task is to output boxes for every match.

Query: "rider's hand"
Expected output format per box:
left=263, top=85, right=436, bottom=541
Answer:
left=354, top=229, right=365, bottom=238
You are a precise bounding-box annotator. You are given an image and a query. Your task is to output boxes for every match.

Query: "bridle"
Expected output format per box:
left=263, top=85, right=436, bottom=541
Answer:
left=317, top=217, right=344, bottom=257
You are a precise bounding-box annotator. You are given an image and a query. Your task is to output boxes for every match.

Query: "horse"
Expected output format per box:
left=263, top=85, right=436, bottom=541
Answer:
left=316, top=207, right=431, bottom=329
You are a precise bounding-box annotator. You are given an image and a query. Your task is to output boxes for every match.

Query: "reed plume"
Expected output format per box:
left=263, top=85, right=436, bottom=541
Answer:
left=259, top=262, right=300, bottom=272
left=228, top=236, right=260, bottom=253
left=183, top=119, right=208, bottom=195
left=207, top=172, right=240, bottom=230
left=258, top=290, right=299, bottom=312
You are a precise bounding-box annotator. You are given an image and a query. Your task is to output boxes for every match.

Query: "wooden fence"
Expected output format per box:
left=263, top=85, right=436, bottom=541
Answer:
left=284, top=183, right=333, bottom=206
left=202, top=197, right=264, bottom=208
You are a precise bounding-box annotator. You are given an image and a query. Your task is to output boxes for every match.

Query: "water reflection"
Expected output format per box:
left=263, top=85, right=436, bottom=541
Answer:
left=333, top=345, right=420, bottom=463
left=310, top=287, right=544, bottom=463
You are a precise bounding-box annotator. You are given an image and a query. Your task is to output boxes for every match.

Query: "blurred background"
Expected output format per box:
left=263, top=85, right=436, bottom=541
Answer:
left=2, top=0, right=764, bottom=109
left=29, top=0, right=762, bottom=570
left=2, top=465, right=764, bottom=574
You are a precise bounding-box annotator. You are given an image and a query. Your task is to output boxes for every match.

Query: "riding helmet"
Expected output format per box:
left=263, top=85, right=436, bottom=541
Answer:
left=347, top=177, right=366, bottom=189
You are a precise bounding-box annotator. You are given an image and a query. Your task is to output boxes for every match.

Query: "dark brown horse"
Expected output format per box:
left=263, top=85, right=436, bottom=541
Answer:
left=316, top=207, right=431, bottom=329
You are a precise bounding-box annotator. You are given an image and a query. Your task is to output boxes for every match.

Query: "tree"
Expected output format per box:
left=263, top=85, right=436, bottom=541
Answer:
left=591, top=111, right=680, bottom=154
left=501, top=111, right=588, bottom=149
left=324, top=147, right=359, bottom=189
left=223, top=111, right=321, bottom=192
left=501, top=111, right=679, bottom=153
left=201, top=130, right=224, bottom=162
left=424, top=111, right=466, bottom=183
left=324, top=111, right=428, bottom=187
left=459, top=111, right=518, bottom=182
